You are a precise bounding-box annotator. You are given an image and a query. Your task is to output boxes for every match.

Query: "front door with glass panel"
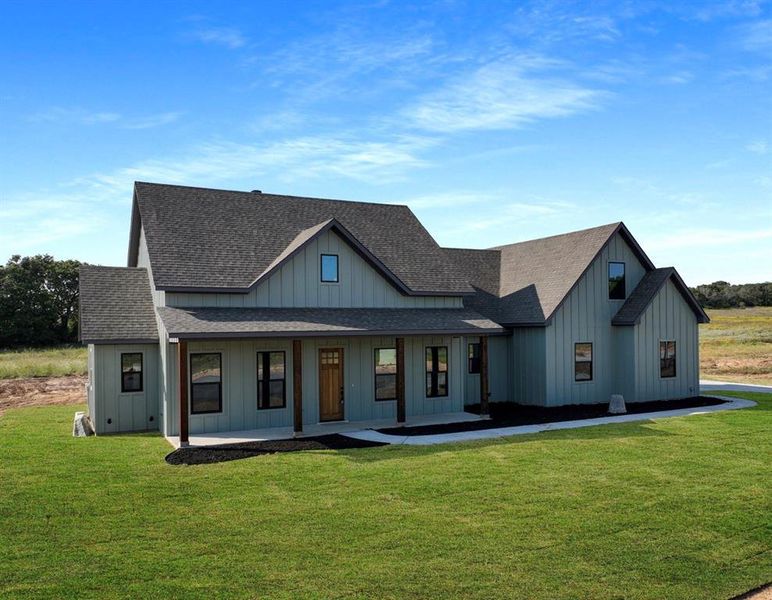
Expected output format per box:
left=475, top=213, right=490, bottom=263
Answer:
left=319, top=348, right=344, bottom=422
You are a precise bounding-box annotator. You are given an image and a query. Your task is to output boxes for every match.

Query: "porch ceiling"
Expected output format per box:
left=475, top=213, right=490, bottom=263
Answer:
left=157, top=306, right=505, bottom=339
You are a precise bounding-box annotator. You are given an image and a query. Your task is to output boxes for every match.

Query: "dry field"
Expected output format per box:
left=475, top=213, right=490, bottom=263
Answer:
left=701, top=306, right=772, bottom=385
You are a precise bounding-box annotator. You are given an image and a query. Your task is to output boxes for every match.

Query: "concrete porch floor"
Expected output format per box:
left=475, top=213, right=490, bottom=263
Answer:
left=165, top=411, right=484, bottom=449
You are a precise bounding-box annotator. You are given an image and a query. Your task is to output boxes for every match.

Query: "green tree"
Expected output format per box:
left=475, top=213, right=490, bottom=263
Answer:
left=0, top=255, right=82, bottom=348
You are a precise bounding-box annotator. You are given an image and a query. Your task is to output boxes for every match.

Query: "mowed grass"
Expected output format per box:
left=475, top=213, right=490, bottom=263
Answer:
left=702, top=307, right=772, bottom=385
left=0, top=346, right=87, bottom=379
left=1, top=393, right=770, bottom=599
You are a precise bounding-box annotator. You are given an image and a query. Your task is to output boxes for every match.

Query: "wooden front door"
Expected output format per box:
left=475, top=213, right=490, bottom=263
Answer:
left=319, top=348, right=344, bottom=422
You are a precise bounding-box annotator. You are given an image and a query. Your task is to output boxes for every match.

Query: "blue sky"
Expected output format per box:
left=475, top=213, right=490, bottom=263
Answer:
left=1, top=0, right=770, bottom=285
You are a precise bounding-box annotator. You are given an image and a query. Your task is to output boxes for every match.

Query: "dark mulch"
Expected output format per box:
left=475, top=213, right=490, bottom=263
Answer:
left=377, top=396, right=729, bottom=437
left=166, top=434, right=386, bottom=466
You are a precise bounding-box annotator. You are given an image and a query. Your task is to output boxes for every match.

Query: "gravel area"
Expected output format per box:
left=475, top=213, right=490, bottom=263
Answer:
left=166, top=434, right=387, bottom=465
left=378, top=396, right=728, bottom=437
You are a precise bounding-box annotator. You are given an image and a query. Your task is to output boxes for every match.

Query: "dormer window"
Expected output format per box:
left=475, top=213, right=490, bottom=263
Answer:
left=608, top=262, right=626, bottom=300
left=321, top=254, right=339, bottom=283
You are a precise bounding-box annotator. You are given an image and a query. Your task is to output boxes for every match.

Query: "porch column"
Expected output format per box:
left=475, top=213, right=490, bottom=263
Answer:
left=396, top=337, right=406, bottom=424
left=480, top=335, right=490, bottom=416
left=293, top=339, right=303, bottom=434
left=178, top=340, right=189, bottom=446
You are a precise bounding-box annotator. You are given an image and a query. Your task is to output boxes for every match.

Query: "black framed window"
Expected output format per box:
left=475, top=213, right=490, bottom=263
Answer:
left=321, top=254, right=339, bottom=282
left=257, top=351, right=286, bottom=409
left=190, top=353, right=222, bottom=414
left=468, top=343, right=480, bottom=374
left=660, top=341, right=676, bottom=378
left=121, top=353, right=143, bottom=393
left=574, top=343, right=593, bottom=382
left=425, top=346, right=448, bottom=397
left=609, top=262, right=626, bottom=300
left=374, top=348, right=397, bottom=401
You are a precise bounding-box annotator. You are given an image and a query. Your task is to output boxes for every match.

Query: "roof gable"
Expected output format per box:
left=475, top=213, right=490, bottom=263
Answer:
left=612, top=267, right=710, bottom=325
left=129, top=182, right=472, bottom=295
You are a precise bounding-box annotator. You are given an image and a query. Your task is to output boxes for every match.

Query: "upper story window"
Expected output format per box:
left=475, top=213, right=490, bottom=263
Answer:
left=608, top=262, right=626, bottom=300
left=121, top=353, right=143, bottom=393
left=190, top=353, right=222, bottom=414
left=321, top=254, right=339, bottom=283
left=468, top=343, right=480, bottom=374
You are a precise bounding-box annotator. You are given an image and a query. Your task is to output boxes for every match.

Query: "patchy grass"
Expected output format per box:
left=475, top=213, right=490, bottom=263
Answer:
left=701, top=307, right=772, bottom=385
left=0, top=346, right=87, bottom=379
left=1, top=394, right=770, bottom=599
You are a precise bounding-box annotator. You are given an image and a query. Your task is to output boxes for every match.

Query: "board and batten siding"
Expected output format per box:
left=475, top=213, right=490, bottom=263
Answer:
left=631, top=278, right=699, bottom=401
left=165, top=229, right=463, bottom=309
left=543, top=232, right=648, bottom=406
left=137, top=226, right=165, bottom=307
left=510, top=327, right=547, bottom=405
left=165, top=334, right=464, bottom=436
left=462, top=335, right=511, bottom=405
left=91, top=344, right=159, bottom=434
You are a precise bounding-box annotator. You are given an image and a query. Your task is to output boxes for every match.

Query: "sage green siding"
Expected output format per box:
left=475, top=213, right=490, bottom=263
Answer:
left=462, top=335, right=511, bottom=405
left=164, top=334, right=464, bottom=436
left=166, top=229, right=462, bottom=309
left=137, top=226, right=165, bottom=307
left=510, top=327, right=547, bottom=405
left=631, top=279, right=700, bottom=401
left=90, top=344, right=159, bottom=434
left=543, top=232, right=648, bottom=406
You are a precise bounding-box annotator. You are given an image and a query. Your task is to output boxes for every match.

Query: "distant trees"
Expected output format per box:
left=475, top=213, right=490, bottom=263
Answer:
left=0, top=255, right=82, bottom=348
left=690, top=281, right=772, bottom=309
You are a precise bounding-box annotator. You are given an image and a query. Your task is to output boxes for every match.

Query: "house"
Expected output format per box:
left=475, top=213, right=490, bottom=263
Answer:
left=79, top=182, right=709, bottom=445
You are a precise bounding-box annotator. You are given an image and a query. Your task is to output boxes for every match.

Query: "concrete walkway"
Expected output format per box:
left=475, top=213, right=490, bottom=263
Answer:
left=701, top=379, right=772, bottom=393
left=342, top=395, right=758, bottom=446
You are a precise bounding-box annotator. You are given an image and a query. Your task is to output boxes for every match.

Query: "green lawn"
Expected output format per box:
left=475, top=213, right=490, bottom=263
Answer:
left=0, top=346, right=87, bottom=379
left=1, top=393, right=770, bottom=599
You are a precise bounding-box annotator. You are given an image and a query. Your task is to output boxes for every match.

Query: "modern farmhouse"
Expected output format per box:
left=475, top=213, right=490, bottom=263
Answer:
left=79, top=182, right=709, bottom=445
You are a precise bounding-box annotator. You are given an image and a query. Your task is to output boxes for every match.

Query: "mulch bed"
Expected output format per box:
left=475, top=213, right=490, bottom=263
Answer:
left=377, top=396, right=729, bottom=437
left=166, top=433, right=386, bottom=466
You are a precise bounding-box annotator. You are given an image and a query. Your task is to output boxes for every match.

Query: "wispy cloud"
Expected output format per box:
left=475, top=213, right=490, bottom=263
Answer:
left=402, top=54, right=603, bottom=132
left=746, top=140, right=768, bottom=154
left=190, top=27, right=247, bottom=49
left=648, top=227, right=772, bottom=250
left=27, top=107, right=182, bottom=129
left=660, top=71, right=694, bottom=84
left=737, top=19, right=772, bottom=54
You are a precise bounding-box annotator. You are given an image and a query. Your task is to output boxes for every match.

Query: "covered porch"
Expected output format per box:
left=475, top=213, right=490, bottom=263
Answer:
left=157, top=305, right=503, bottom=446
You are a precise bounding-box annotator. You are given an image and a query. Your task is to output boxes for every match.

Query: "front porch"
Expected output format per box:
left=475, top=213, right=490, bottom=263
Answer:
left=166, top=410, right=484, bottom=448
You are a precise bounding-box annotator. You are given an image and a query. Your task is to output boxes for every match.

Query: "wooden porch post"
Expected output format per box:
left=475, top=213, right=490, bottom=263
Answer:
left=396, top=337, right=406, bottom=424
left=178, top=340, right=189, bottom=446
left=480, top=335, right=490, bottom=416
left=293, top=339, right=303, bottom=434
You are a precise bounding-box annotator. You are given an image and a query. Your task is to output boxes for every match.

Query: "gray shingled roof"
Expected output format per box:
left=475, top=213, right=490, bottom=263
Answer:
left=445, top=223, right=652, bottom=326
left=612, top=267, right=710, bottom=325
left=79, top=266, right=158, bottom=343
left=129, top=182, right=473, bottom=295
left=157, top=306, right=504, bottom=338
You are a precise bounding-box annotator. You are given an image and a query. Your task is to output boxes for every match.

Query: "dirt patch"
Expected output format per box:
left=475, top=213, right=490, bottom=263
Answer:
left=165, top=434, right=387, bottom=466
left=732, top=582, right=772, bottom=600
left=0, top=375, right=86, bottom=416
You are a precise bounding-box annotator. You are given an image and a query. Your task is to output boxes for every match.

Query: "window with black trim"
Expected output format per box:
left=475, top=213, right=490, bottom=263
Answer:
left=121, top=353, right=143, bottom=393
left=574, top=343, right=593, bottom=381
left=321, top=254, right=339, bottom=282
left=257, top=351, right=286, bottom=409
left=190, top=353, right=222, bottom=414
left=660, top=341, right=676, bottom=378
left=374, top=348, right=397, bottom=401
left=468, top=343, right=480, bottom=374
left=426, top=346, right=448, bottom=397
left=609, top=262, right=626, bottom=300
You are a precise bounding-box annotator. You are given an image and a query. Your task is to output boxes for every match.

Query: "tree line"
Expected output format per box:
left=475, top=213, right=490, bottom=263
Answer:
left=689, top=281, right=772, bottom=309
left=0, top=254, right=770, bottom=348
left=0, top=255, right=82, bottom=348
